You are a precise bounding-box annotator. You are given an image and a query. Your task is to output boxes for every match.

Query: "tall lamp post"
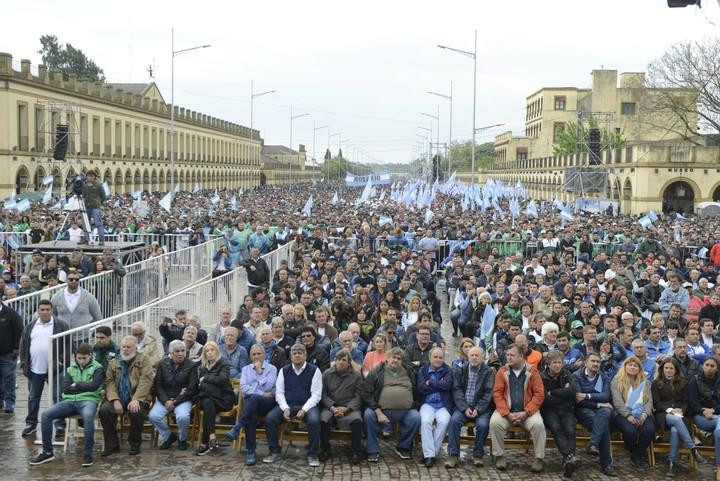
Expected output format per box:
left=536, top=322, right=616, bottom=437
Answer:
left=313, top=122, right=328, bottom=179
left=438, top=30, right=477, bottom=180
left=417, top=127, right=431, bottom=178
left=289, top=106, right=309, bottom=184
left=421, top=108, right=440, bottom=180
left=171, top=28, right=210, bottom=191
left=427, top=82, right=452, bottom=173
left=250, top=81, right=277, bottom=141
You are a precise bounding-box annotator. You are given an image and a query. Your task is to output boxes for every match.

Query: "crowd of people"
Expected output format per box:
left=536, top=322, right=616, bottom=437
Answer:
left=2, top=179, right=720, bottom=478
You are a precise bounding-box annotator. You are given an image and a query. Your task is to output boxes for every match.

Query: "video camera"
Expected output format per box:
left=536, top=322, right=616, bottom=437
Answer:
left=70, top=175, right=85, bottom=196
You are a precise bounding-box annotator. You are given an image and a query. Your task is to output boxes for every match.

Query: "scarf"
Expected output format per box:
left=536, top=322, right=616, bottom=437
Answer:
left=593, top=373, right=603, bottom=393
left=118, top=356, right=133, bottom=405
left=625, top=380, right=645, bottom=419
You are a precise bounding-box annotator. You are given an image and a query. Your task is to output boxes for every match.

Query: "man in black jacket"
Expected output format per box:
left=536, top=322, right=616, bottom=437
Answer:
left=240, top=247, right=269, bottom=292
left=361, top=347, right=420, bottom=462
left=148, top=340, right=198, bottom=450
left=0, top=302, right=23, bottom=413
left=641, top=273, right=663, bottom=313
left=300, top=326, right=330, bottom=372
left=445, top=346, right=494, bottom=468
left=541, top=351, right=578, bottom=477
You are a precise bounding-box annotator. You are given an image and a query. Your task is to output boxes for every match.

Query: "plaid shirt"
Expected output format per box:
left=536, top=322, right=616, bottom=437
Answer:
left=465, top=364, right=480, bottom=406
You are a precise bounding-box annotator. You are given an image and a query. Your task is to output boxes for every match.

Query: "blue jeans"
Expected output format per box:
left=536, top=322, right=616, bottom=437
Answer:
left=148, top=399, right=192, bottom=442
left=447, top=409, right=491, bottom=457
left=693, top=414, right=720, bottom=465
left=264, top=405, right=320, bottom=456
left=665, top=414, right=694, bottom=463
left=364, top=407, right=421, bottom=455
left=26, top=372, right=65, bottom=430
left=0, top=354, right=16, bottom=405
left=576, top=407, right=612, bottom=468
left=237, top=394, right=277, bottom=451
left=86, top=208, right=104, bottom=241
left=41, top=400, right=97, bottom=455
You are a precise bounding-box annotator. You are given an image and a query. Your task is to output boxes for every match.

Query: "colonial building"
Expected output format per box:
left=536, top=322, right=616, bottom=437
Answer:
left=261, top=144, right=318, bottom=184
left=0, top=52, right=263, bottom=197
left=494, top=69, right=697, bottom=161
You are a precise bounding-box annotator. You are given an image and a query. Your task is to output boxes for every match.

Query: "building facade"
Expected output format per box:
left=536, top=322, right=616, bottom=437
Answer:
left=494, top=69, right=697, bottom=161
left=261, top=144, right=317, bottom=184
left=0, top=52, right=264, bottom=197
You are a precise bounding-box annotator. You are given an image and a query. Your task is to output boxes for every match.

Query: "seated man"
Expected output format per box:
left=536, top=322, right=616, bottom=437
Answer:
left=445, top=346, right=494, bottom=468
left=29, top=343, right=104, bottom=467
left=226, top=344, right=278, bottom=466
left=541, top=351, right=578, bottom=477
left=489, top=343, right=546, bottom=473
left=417, top=347, right=453, bottom=468
left=361, top=347, right=421, bottom=462
left=148, top=340, right=197, bottom=451
left=131, top=321, right=162, bottom=368
left=219, top=327, right=249, bottom=378
left=263, top=343, right=323, bottom=467
left=99, top=336, right=154, bottom=456
left=92, top=325, right=118, bottom=370
left=405, top=325, right=435, bottom=371
left=330, top=330, right=364, bottom=370
left=183, top=325, right=204, bottom=363
left=257, top=326, right=287, bottom=371
left=573, top=352, right=617, bottom=477
left=319, top=349, right=363, bottom=464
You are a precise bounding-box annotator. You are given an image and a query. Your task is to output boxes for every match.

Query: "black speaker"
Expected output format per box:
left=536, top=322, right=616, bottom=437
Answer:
left=588, top=128, right=601, bottom=165
left=667, top=0, right=700, bottom=7
left=53, top=124, right=69, bottom=161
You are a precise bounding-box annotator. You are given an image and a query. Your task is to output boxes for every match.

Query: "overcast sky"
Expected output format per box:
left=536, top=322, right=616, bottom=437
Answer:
left=4, top=0, right=719, bottom=165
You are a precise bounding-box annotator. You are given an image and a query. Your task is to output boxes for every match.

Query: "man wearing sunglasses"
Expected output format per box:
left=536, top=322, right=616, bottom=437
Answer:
left=49, top=271, right=103, bottom=332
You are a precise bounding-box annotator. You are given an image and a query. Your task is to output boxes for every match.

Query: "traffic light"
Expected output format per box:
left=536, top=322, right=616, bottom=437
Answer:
left=667, top=0, right=700, bottom=7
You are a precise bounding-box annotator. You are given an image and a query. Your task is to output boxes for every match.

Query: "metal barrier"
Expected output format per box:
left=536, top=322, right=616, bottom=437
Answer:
left=0, top=231, right=30, bottom=251
left=9, top=237, right=223, bottom=325
left=45, top=240, right=295, bottom=402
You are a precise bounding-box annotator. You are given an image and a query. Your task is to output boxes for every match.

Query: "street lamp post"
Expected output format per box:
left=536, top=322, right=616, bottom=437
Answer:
left=289, top=105, right=309, bottom=185
left=313, top=122, right=328, bottom=179
left=421, top=108, right=440, bottom=181
left=171, top=28, right=210, bottom=191
left=417, top=126, right=432, bottom=179
left=250, top=80, right=277, bottom=141
left=438, top=30, right=477, bottom=181
left=427, top=82, right=452, bottom=173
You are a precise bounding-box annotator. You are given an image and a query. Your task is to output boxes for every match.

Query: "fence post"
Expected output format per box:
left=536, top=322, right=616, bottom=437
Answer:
left=191, top=246, right=197, bottom=284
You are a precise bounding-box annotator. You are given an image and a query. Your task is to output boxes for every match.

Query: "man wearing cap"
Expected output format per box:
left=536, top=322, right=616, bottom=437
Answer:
left=80, top=170, right=107, bottom=246
left=568, top=320, right=585, bottom=347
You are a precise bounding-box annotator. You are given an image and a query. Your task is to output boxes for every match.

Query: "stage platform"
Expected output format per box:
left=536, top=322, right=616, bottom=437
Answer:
left=15, top=240, right=146, bottom=265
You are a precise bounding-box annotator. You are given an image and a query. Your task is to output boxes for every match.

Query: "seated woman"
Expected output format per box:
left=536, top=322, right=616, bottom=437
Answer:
left=361, top=334, right=389, bottom=378
left=452, top=338, right=474, bottom=370
left=652, top=358, right=704, bottom=477
left=225, top=344, right=277, bottom=466
left=688, top=356, right=720, bottom=481
left=195, top=341, right=236, bottom=456
left=610, top=355, right=655, bottom=468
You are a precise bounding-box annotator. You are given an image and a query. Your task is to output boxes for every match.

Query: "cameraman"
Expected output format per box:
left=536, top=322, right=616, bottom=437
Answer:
left=80, top=171, right=107, bottom=246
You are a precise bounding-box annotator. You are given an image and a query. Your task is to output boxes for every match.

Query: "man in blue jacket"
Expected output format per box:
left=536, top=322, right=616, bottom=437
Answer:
left=445, top=346, right=494, bottom=468
left=417, top=347, right=453, bottom=468
left=573, top=353, right=617, bottom=477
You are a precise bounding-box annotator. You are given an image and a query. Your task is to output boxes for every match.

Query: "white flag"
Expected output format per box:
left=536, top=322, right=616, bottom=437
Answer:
left=231, top=196, right=237, bottom=211
left=42, top=175, right=54, bottom=185
left=424, top=208, right=434, bottom=225
left=42, top=183, right=53, bottom=204
left=173, top=184, right=180, bottom=193
left=193, top=183, right=200, bottom=193
left=302, top=195, right=313, bottom=217
left=50, top=200, right=63, bottom=210
left=16, top=199, right=31, bottom=213
left=331, top=192, right=339, bottom=205
left=102, top=181, right=111, bottom=197
left=133, top=191, right=142, bottom=201
left=159, top=191, right=173, bottom=213
left=64, top=197, right=82, bottom=211
left=379, top=215, right=393, bottom=227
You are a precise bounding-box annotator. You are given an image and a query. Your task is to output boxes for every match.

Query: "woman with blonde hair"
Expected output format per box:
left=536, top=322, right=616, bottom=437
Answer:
left=195, top=341, right=235, bottom=456
left=452, top=338, right=475, bottom=370
left=401, top=294, right=422, bottom=330
left=362, top=334, right=389, bottom=377
left=610, top=355, right=655, bottom=468
left=292, top=303, right=308, bottom=323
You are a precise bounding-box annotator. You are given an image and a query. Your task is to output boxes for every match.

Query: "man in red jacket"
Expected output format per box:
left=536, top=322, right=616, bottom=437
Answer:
left=489, top=343, right=546, bottom=473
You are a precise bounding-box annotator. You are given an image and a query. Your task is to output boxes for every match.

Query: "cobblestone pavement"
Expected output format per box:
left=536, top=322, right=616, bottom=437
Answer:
left=0, top=288, right=715, bottom=480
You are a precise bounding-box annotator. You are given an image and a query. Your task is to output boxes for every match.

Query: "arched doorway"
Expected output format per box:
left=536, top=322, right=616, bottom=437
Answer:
left=260, top=172, right=267, bottom=186
left=15, top=166, right=30, bottom=194
left=663, top=180, right=695, bottom=214
left=713, top=184, right=720, bottom=202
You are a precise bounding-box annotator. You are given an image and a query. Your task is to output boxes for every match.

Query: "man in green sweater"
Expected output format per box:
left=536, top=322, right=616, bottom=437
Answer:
left=29, top=343, right=105, bottom=467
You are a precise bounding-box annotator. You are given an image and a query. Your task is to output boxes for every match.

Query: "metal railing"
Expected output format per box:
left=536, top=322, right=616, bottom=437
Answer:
left=10, top=237, right=223, bottom=325
left=46, top=240, right=295, bottom=401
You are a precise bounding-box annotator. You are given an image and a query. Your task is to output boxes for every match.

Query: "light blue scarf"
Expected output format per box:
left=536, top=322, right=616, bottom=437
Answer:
left=625, top=380, right=645, bottom=419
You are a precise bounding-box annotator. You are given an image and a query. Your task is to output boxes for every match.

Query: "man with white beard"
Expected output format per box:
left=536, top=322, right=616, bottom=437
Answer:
left=99, top=336, right=154, bottom=456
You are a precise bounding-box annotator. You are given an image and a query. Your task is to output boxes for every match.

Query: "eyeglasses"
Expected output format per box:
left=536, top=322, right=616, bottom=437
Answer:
left=301, top=334, right=314, bottom=338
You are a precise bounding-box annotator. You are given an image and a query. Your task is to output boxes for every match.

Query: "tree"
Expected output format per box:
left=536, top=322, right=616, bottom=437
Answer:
left=338, top=148, right=343, bottom=159
left=646, top=38, right=718, bottom=140
left=324, top=148, right=331, bottom=161
left=553, top=118, right=626, bottom=155
left=38, top=35, right=105, bottom=82
left=447, top=141, right=494, bottom=171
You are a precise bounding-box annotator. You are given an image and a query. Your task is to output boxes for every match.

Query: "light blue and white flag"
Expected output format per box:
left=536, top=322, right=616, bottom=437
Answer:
left=173, top=184, right=180, bottom=194
left=231, top=196, right=237, bottom=211
left=16, top=199, right=31, bottom=213
left=211, top=189, right=220, bottom=205
left=302, top=194, right=313, bottom=217
left=638, top=216, right=652, bottom=229
left=647, top=211, right=659, bottom=222
left=379, top=215, right=393, bottom=227
left=424, top=208, right=434, bottom=225
left=525, top=200, right=538, bottom=218
left=159, top=191, right=173, bottom=213
left=331, top=192, right=339, bottom=205
left=133, top=191, right=142, bottom=201
left=193, top=183, right=200, bottom=193
left=42, top=183, right=53, bottom=204
left=42, top=175, right=54, bottom=185
left=102, top=181, right=111, bottom=197
left=479, top=304, right=497, bottom=341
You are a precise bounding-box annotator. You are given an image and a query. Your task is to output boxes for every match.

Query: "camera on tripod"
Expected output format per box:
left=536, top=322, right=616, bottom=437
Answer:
left=71, top=176, right=85, bottom=196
